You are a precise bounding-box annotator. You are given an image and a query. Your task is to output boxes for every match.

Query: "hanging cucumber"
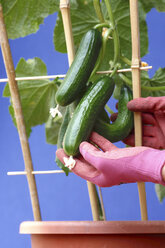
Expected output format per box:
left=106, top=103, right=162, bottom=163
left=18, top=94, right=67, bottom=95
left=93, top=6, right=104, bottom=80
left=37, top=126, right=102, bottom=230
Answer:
left=55, top=106, right=71, bottom=175
left=63, top=76, right=115, bottom=156
left=100, top=108, right=110, bottom=123
left=57, top=106, right=71, bottom=149
left=94, top=86, right=133, bottom=142
left=55, top=29, right=102, bottom=106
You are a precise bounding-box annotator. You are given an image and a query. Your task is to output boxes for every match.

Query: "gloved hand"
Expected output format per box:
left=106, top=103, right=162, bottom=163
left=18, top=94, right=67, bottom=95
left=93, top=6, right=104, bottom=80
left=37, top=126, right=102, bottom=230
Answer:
left=111, top=96, right=165, bottom=149
left=56, top=132, right=165, bottom=187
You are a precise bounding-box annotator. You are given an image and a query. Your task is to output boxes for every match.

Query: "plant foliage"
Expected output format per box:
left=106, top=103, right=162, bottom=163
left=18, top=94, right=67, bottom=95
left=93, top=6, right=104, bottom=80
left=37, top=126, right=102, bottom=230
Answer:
left=1, top=0, right=165, bottom=201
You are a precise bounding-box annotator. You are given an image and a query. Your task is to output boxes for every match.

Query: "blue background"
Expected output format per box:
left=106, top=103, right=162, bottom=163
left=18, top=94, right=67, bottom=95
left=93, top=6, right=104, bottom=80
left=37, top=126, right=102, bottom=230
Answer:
left=0, top=8, right=165, bottom=248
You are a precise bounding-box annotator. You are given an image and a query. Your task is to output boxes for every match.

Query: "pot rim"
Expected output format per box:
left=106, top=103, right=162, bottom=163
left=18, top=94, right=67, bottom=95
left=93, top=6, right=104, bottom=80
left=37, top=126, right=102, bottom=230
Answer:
left=20, top=221, right=165, bottom=235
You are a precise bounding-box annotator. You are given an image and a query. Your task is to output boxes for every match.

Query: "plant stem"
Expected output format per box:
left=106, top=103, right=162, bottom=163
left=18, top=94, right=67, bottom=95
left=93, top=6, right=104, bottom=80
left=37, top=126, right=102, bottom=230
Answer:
left=110, top=63, right=119, bottom=77
left=119, top=73, right=132, bottom=86
left=102, top=27, right=113, bottom=61
left=94, top=22, right=110, bottom=29
left=120, top=55, right=132, bottom=66
left=141, top=85, right=165, bottom=91
left=104, top=0, right=120, bottom=66
left=93, top=0, right=105, bottom=23
left=90, top=49, right=103, bottom=78
left=119, top=73, right=165, bottom=92
left=105, top=104, right=114, bottom=114
left=90, top=27, right=113, bottom=78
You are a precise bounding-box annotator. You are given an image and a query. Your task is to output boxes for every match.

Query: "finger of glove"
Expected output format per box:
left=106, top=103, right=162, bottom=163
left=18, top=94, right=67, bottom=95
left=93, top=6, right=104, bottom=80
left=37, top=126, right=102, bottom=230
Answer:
left=127, top=97, right=165, bottom=112
left=142, top=113, right=157, bottom=125
left=56, top=148, right=100, bottom=179
left=123, top=134, right=158, bottom=148
left=73, top=156, right=100, bottom=180
left=155, top=112, right=165, bottom=137
left=89, top=132, right=116, bottom=152
left=123, top=133, right=135, bottom=146
left=123, top=125, right=156, bottom=145
left=143, top=126, right=156, bottom=137
left=80, top=141, right=106, bottom=170
left=111, top=111, right=156, bottom=126
left=141, top=137, right=163, bottom=149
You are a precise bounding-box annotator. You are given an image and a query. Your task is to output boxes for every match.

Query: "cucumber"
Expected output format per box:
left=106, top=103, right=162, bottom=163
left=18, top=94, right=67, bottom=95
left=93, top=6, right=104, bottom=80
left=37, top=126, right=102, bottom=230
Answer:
left=57, top=106, right=71, bottom=149
left=55, top=29, right=102, bottom=106
left=56, top=106, right=71, bottom=175
left=63, top=76, right=115, bottom=156
left=94, top=86, right=133, bottom=142
left=100, top=108, right=110, bottom=123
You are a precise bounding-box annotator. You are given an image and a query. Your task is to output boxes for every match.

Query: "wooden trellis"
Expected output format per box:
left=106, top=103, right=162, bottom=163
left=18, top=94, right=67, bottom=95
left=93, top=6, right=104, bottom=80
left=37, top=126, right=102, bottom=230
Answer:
left=0, top=0, right=150, bottom=221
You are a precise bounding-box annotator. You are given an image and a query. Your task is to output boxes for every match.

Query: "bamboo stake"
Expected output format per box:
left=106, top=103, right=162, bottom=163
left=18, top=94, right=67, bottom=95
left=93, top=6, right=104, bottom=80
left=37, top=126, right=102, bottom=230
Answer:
left=97, top=66, right=152, bottom=74
left=60, top=0, right=75, bottom=65
left=0, top=74, right=66, bottom=83
left=129, top=0, right=148, bottom=221
left=0, top=66, right=152, bottom=83
left=0, top=5, right=41, bottom=221
left=87, top=182, right=100, bottom=221
left=60, top=0, right=101, bottom=220
left=7, top=170, right=67, bottom=175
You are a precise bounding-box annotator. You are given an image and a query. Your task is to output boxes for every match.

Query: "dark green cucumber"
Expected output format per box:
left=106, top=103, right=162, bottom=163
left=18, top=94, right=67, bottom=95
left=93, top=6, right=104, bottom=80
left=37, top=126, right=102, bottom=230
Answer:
left=100, top=108, right=110, bottom=123
left=63, top=76, right=115, bottom=156
left=57, top=106, right=71, bottom=149
left=94, top=86, right=133, bottom=142
left=56, top=106, right=71, bottom=175
left=55, top=29, right=102, bottom=106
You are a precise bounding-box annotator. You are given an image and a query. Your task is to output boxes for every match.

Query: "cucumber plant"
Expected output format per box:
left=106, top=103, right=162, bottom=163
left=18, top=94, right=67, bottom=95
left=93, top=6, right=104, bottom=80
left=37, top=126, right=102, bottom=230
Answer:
left=2, top=0, right=165, bottom=202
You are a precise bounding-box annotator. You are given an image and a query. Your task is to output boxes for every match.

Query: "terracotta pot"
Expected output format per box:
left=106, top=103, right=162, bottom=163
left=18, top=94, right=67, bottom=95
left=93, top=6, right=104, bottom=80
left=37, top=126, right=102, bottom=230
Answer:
left=20, top=221, right=165, bottom=248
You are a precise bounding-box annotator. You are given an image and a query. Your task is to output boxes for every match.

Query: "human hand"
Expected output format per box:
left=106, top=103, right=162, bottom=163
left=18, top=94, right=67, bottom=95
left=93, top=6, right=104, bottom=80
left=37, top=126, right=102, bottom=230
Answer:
left=56, top=132, right=165, bottom=187
left=111, top=96, right=165, bottom=149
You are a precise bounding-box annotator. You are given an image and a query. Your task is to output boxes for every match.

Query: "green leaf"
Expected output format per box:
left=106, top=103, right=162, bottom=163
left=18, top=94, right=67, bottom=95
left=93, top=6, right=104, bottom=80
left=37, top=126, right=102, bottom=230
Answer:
left=141, top=68, right=165, bottom=97
left=155, top=184, right=165, bottom=202
left=54, top=0, right=148, bottom=71
left=16, top=57, right=49, bottom=78
left=3, top=57, right=58, bottom=137
left=86, top=0, right=146, bottom=60
left=139, top=0, right=165, bottom=13
left=0, top=0, right=59, bottom=39
left=110, top=0, right=148, bottom=60
left=0, top=0, right=17, bottom=15
left=45, top=115, right=62, bottom=145
left=152, top=68, right=165, bottom=85
left=54, top=0, right=99, bottom=53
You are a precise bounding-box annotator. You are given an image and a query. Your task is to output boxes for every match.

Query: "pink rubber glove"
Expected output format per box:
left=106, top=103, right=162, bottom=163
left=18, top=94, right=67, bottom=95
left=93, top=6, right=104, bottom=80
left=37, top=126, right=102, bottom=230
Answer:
left=56, top=132, right=165, bottom=187
left=124, top=96, right=165, bottom=149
